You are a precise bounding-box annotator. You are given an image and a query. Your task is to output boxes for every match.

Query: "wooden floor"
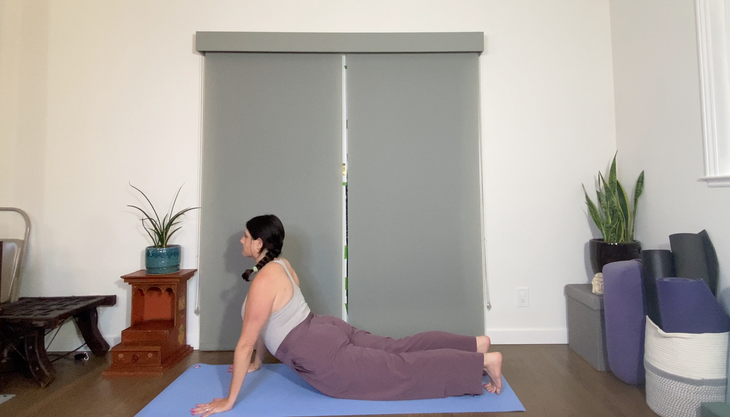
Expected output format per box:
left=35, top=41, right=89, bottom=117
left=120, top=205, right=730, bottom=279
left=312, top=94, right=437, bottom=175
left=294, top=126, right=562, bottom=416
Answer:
left=0, top=345, right=658, bottom=417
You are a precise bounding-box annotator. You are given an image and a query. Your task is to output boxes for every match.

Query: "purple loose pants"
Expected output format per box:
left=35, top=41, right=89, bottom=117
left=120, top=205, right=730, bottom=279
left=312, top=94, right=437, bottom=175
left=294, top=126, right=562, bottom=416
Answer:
left=275, top=313, right=484, bottom=400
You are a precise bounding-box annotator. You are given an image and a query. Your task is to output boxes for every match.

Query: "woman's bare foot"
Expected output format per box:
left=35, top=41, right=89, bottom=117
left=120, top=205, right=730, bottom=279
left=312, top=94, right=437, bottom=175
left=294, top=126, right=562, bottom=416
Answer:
left=476, top=335, right=491, bottom=353
left=483, top=352, right=502, bottom=395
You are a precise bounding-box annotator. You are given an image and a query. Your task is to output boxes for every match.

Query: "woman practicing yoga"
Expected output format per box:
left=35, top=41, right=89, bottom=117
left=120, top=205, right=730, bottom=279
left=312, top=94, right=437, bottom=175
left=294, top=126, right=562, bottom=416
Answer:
left=192, top=214, right=502, bottom=416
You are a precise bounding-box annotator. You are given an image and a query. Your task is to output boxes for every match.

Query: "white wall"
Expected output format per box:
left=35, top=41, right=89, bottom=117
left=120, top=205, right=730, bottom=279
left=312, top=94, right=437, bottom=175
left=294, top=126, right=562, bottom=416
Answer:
left=0, top=0, right=617, bottom=350
left=610, top=0, right=730, bottom=314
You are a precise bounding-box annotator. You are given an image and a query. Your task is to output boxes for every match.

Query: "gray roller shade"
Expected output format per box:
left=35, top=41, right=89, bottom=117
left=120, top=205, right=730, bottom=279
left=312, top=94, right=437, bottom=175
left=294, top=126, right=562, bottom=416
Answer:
left=199, top=53, right=343, bottom=350
left=347, top=53, right=484, bottom=338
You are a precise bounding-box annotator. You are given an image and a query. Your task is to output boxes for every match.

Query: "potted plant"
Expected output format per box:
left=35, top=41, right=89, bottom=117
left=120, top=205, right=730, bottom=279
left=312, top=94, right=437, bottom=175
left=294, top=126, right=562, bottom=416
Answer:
left=583, top=153, right=645, bottom=276
left=128, top=184, right=199, bottom=274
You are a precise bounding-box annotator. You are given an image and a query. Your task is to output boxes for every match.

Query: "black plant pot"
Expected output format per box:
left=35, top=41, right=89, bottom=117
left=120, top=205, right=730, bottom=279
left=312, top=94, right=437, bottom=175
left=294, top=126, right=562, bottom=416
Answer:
left=589, top=239, right=641, bottom=274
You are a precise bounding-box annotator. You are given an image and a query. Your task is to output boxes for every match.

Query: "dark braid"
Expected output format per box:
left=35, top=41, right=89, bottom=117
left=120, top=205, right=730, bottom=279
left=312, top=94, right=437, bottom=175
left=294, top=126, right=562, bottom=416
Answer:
left=241, top=214, right=285, bottom=282
left=242, top=247, right=281, bottom=281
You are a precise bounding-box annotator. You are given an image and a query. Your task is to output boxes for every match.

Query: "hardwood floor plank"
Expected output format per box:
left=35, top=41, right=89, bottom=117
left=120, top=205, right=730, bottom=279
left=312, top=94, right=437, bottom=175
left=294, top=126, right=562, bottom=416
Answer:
left=0, top=346, right=658, bottom=417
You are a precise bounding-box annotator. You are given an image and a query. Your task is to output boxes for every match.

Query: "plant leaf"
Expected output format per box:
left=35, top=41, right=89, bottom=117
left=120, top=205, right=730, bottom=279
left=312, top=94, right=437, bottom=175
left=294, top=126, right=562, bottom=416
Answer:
left=599, top=173, right=615, bottom=227
left=128, top=184, right=199, bottom=247
left=582, top=153, right=644, bottom=243
left=139, top=219, right=160, bottom=246
left=602, top=174, right=624, bottom=243
left=129, top=205, right=162, bottom=237
left=161, top=207, right=199, bottom=246
left=167, top=226, right=182, bottom=242
left=129, top=183, right=162, bottom=227
left=583, top=185, right=605, bottom=238
left=630, top=170, right=645, bottom=240
left=607, top=153, right=618, bottom=197
left=616, top=180, right=630, bottom=242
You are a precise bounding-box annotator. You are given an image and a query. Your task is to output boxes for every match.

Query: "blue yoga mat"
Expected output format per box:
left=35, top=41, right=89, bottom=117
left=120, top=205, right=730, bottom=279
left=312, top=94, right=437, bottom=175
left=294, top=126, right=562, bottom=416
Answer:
left=136, top=364, right=525, bottom=416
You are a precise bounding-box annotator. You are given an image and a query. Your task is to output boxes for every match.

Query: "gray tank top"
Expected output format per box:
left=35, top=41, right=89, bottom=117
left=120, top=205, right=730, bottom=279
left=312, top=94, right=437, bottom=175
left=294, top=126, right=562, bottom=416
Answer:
left=241, top=259, right=311, bottom=354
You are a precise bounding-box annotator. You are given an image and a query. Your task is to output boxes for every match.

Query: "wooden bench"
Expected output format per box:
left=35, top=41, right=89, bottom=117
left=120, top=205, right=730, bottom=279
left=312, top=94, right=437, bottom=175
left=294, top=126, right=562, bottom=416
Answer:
left=0, top=295, right=116, bottom=387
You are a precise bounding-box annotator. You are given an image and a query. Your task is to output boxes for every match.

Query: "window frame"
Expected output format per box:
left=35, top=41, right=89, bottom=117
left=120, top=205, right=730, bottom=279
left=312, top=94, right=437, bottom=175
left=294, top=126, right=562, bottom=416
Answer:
left=696, top=0, right=730, bottom=187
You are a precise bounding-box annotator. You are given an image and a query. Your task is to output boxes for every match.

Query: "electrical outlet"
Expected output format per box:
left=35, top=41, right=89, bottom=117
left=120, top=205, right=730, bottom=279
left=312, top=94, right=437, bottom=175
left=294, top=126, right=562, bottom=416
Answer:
left=516, top=287, right=529, bottom=307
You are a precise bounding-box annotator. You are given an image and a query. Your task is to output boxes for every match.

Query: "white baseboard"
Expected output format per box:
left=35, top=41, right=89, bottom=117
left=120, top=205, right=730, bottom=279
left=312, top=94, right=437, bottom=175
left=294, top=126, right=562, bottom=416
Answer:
left=487, top=328, right=567, bottom=345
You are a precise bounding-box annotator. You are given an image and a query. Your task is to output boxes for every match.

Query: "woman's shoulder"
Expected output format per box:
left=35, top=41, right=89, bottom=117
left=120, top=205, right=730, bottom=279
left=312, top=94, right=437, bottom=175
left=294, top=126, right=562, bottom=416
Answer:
left=261, top=257, right=289, bottom=269
left=270, top=258, right=299, bottom=285
left=258, top=258, right=288, bottom=276
left=250, top=260, right=284, bottom=289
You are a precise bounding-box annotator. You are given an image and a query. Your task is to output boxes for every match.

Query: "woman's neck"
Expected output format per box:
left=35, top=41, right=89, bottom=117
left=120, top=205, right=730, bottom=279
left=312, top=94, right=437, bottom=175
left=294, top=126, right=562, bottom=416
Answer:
left=254, top=251, right=268, bottom=264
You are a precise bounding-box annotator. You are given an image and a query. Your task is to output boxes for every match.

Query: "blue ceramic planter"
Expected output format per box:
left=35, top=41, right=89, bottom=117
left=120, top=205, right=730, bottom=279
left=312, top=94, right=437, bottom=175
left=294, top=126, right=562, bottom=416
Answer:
left=145, top=245, right=181, bottom=275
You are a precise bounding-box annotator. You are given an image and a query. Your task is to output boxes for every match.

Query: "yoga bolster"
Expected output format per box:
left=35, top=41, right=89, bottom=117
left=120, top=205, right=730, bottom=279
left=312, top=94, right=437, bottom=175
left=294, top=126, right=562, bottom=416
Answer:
left=602, top=259, right=646, bottom=385
left=656, top=277, right=730, bottom=334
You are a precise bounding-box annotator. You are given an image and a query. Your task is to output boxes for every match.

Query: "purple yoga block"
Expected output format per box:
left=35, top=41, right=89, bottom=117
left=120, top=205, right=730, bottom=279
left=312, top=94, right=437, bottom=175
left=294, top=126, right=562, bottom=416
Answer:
left=602, top=259, right=646, bottom=385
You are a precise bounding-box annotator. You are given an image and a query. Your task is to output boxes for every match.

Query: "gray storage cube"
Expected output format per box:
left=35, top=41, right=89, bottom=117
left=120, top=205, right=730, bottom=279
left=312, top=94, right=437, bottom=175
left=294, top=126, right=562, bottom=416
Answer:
left=565, top=284, right=610, bottom=371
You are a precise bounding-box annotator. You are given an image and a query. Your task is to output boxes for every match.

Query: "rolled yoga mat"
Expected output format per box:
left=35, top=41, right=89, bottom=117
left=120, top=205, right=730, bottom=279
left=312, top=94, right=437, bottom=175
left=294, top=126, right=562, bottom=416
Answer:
left=640, top=250, right=675, bottom=329
left=656, top=277, right=730, bottom=334
left=669, top=230, right=719, bottom=295
left=699, top=229, right=720, bottom=293
left=602, top=259, right=646, bottom=385
left=136, top=364, right=525, bottom=417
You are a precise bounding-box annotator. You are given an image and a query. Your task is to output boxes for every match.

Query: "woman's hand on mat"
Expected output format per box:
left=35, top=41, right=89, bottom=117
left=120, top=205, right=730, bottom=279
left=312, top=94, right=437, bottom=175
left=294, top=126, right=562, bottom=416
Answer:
left=191, top=398, right=231, bottom=416
left=227, top=362, right=262, bottom=373
left=247, top=361, right=262, bottom=373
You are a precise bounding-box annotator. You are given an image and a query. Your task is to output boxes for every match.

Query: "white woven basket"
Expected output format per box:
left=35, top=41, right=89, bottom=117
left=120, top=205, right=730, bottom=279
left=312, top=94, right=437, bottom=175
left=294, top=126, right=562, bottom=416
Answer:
left=644, top=318, right=728, bottom=417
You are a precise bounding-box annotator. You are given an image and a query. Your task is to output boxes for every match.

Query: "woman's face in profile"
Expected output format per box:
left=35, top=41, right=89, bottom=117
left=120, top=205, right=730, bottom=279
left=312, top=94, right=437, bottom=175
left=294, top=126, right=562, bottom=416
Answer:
left=240, top=229, right=256, bottom=258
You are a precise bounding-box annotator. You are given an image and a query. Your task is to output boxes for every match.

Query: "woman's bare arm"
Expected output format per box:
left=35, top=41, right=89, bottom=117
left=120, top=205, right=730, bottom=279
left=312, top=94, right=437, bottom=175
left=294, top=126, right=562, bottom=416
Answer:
left=192, top=270, right=277, bottom=416
left=249, top=336, right=266, bottom=372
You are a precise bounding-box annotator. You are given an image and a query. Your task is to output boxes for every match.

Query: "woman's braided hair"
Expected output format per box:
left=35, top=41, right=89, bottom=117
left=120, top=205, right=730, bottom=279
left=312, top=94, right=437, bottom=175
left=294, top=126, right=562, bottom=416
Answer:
left=241, top=214, right=285, bottom=282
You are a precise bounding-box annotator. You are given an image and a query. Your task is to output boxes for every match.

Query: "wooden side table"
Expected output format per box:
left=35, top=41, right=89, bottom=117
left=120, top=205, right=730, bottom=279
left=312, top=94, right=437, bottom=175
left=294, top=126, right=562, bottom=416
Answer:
left=103, top=269, right=196, bottom=376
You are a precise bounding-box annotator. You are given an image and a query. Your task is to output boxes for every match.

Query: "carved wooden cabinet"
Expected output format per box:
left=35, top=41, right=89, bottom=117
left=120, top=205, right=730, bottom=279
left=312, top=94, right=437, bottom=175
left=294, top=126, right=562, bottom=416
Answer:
left=104, top=269, right=196, bottom=376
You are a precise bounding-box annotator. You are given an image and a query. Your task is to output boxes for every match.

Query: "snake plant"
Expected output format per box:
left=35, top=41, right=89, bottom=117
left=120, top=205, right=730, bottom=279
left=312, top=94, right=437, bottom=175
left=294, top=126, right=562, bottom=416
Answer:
left=128, top=184, right=199, bottom=248
left=582, top=154, right=645, bottom=243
